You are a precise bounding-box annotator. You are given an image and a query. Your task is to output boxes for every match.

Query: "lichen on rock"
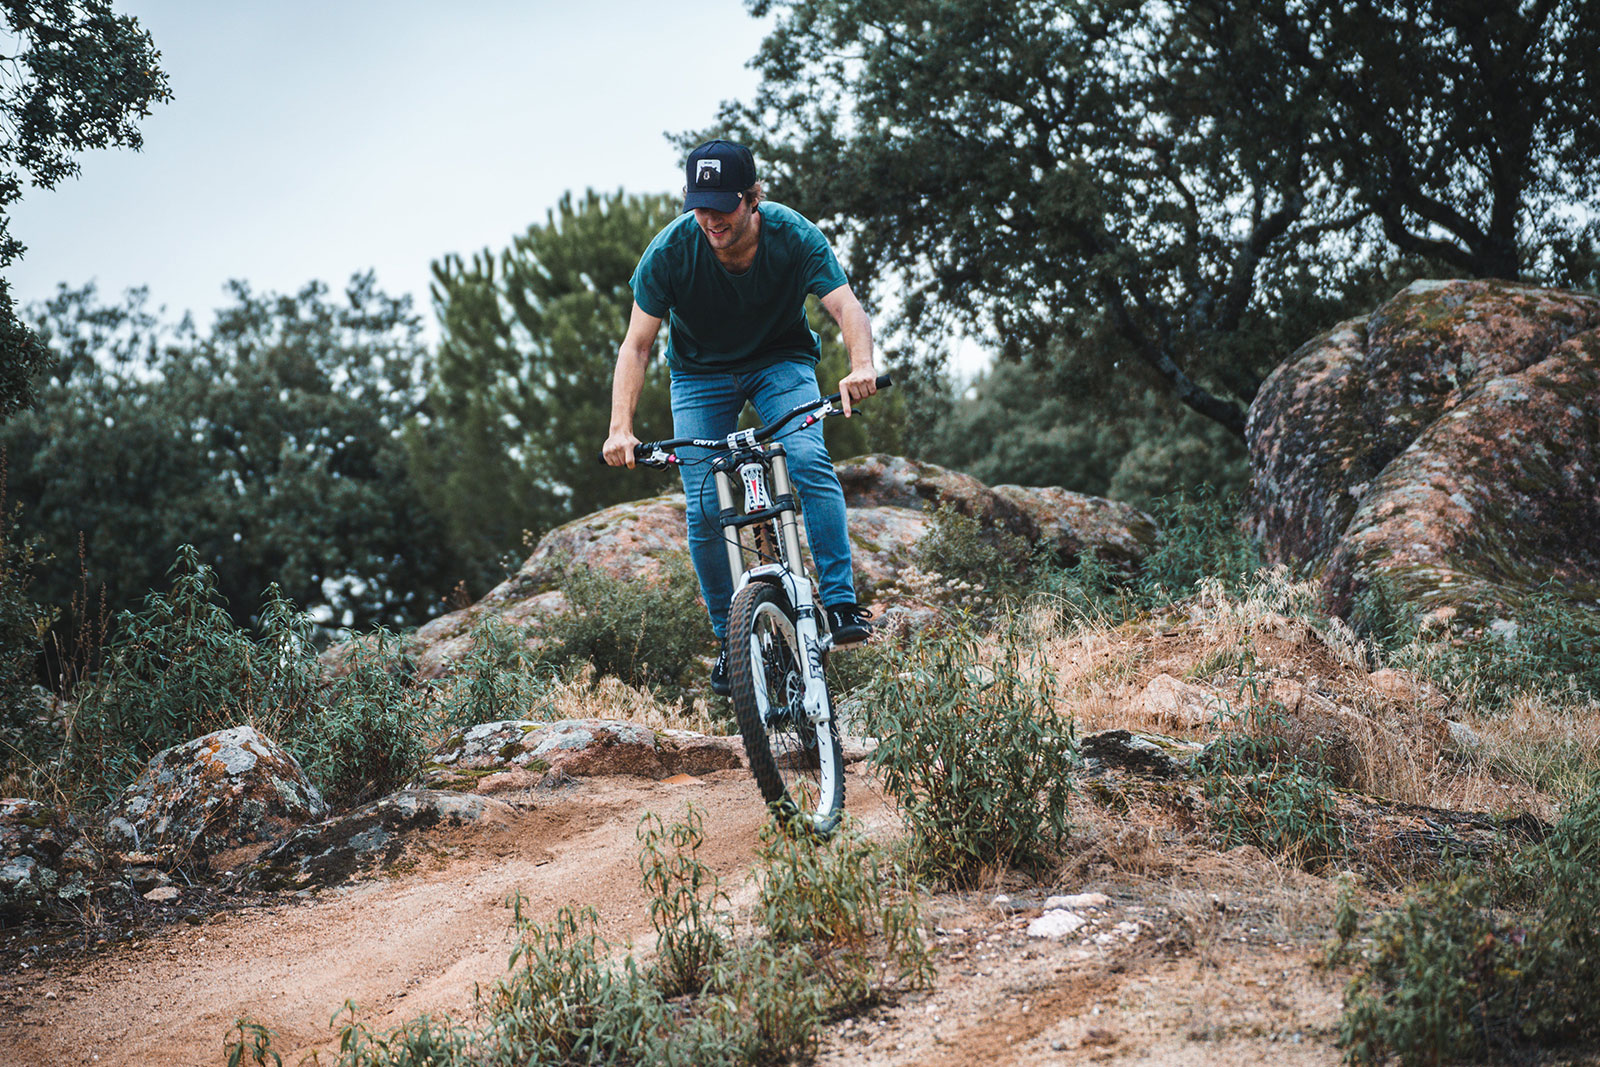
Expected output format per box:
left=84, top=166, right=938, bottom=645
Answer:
left=103, top=726, right=326, bottom=865
left=1247, top=279, right=1600, bottom=631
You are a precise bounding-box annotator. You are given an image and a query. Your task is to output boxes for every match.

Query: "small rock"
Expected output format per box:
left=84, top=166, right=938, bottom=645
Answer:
left=1044, top=892, right=1110, bottom=910
left=1027, top=910, right=1087, bottom=938
left=142, top=886, right=180, bottom=903
left=1445, top=719, right=1483, bottom=752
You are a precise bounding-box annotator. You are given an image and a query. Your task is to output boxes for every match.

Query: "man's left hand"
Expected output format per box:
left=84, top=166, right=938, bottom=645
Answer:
left=838, top=367, right=878, bottom=417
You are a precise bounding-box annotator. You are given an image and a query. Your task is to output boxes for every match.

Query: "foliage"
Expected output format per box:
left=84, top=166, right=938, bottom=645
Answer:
left=300, top=806, right=928, bottom=1066
left=695, top=0, right=1391, bottom=436
left=700, top=1, right=1600, bottom=437
left=427, top=615, right=556, bottom=734
left=417, top=190, right=682, bottom=565
left=1137, top=487, right=1262, bottom=600
left=7, top=277, right=464, bottom=642
left=305, top=629, right=431, bottom=806
left=913, top=360, right=1249, bottom=504
left=1199, top=696, right=1344, bottom=869
left=637, top=805, right=730, bottom=998
left=754, top=816, right=933, bottom=1007
left=861, top=625, right=1074, bottom=882
left=62, top=548, right=432, bottom=804
left=911, top=502, right=1032, bottom=612
left=1360, top=575, right=1600, bottom=715
left=0, top=0, right=170, bottom=421
left=0, top=490, right=55, bottom=783
left=65, top=546, right=317, bottom=801
left=1219, top=0, right=1600, bottom=282
left=223, top=1017, right=283, bottom=1067
left=1341, top=782, right=1600, bottom=1065
left=538, top=551, right=711, bottom=696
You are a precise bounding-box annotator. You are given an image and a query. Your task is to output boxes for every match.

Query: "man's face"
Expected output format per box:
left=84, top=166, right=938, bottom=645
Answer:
left=693, top=195, right=754, bottom=251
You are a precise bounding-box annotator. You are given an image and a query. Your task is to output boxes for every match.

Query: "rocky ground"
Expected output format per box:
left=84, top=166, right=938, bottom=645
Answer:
left=5, top=586, right=1597, bottom=1067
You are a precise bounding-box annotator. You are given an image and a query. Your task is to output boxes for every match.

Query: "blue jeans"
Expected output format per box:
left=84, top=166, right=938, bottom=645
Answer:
left=670, top=361, right=857, bottom=640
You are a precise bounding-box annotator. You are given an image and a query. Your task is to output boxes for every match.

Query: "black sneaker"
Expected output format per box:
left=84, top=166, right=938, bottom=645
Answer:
left=826, top=602, right=873, bottom=646
left=710, top=642, right=731, bottom=697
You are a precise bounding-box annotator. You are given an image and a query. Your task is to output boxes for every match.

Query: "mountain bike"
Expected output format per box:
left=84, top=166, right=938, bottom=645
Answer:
left=607, top=374, right=891, bottom=835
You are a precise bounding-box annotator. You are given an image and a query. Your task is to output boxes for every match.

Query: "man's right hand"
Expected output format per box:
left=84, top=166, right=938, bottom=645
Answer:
left=603, top=430, right=642, bottom=468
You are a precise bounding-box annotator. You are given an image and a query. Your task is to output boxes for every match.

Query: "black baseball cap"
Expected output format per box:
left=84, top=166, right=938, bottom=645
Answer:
left=683, top=140, right=756, bottom=213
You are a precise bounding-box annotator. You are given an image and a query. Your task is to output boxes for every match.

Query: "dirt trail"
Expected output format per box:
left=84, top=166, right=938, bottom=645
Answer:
left=2, top=772, right=787, bottom=1067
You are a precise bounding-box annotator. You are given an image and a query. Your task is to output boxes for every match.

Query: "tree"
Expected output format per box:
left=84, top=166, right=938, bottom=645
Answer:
left=1238, top=0, right=1600, bottom=281
left=0, top=0, right=170, bottom=419
left=699, top=0, right=1600, bottom=437
left=5, top=275, right=463, bottom=639
left=417, top=190, right=682, bottom=568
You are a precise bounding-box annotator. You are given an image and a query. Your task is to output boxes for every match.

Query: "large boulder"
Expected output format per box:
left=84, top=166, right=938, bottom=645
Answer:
left=1247, top=280, right=1600, bottom=625
left=104, top=726, right=327, bottom=864
left=0, top=799, right=98, bottom=920
left=397, top=455, right=1158, bottom=678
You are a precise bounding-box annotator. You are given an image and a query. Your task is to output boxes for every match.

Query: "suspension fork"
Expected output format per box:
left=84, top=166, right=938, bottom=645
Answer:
left=768, top=447, right=832, bottom=725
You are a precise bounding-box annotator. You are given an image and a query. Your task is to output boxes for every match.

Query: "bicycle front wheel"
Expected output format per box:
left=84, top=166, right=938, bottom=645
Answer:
left=727, top=581, right=845, bottom=835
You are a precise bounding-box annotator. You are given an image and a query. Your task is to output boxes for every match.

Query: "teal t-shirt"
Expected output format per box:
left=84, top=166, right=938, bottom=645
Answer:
left=630, top=202, right=850, bottom=375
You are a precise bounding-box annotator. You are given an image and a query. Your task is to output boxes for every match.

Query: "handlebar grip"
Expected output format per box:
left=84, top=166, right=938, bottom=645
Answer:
left=875, top=373, right=893, bottom=388
left=597, top=450, right=608, bottom=466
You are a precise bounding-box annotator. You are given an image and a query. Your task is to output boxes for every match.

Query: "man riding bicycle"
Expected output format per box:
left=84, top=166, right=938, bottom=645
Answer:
left=601, top=138, right=877, bottom=695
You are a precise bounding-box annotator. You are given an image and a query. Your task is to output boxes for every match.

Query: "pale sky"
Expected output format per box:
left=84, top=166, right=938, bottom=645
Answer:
left=8, top=0, right=774, bottom=334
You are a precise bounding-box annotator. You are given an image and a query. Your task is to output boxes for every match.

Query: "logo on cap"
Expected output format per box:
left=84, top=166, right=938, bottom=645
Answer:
left=695, top=160, right=723, bottom=187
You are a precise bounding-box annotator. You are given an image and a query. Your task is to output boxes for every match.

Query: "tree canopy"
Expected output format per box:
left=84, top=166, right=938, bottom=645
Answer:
left=0, top=0, right=170, bottom=419
left=417, top=189, right=683, bottom=568
left=5, top=275, right=462, bottom=638
left=700, top=0, right=1600, bottom=436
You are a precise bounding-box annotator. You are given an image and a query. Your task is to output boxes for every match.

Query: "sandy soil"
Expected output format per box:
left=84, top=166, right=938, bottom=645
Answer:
left=0, top=760, right=1368, bottom=1067
left=0, top=772, right=778, bottom=1066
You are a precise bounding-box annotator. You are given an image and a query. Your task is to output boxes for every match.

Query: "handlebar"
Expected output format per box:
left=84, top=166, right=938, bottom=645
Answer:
left=599, top=373, right=892, bottom=468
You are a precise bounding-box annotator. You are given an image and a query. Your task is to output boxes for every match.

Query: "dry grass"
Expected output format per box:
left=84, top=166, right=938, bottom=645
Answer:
left=1018, top=566, right=1596, bottom=832
left=546, top=664, right=730, bottom=736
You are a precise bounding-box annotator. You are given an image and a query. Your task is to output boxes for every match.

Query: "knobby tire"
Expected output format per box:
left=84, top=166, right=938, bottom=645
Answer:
left=727, top=581, right=845, bottom=836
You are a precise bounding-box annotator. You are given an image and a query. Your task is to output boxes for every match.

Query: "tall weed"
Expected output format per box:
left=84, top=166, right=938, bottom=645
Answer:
left=540, top=551, right=709, bottom=696
left=862, top=624, right=1075, bottom=882
left=637, top=805, right=729, bottom=997
left=1341, top=781, right=1600, bottom=1065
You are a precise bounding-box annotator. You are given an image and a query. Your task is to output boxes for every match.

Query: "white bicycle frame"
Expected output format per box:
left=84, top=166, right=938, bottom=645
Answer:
left=714, top=441, right=834, bottom=727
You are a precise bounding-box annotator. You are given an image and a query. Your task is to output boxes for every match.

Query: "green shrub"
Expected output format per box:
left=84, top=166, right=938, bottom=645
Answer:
left=753, top=815, right=933, bottom=1008
left=912, top=502, right=1031, bottom=613
left=65, top=547, right=321, bottom=801
left=861, top=624, right=1075, bottom=882
left=637, top=805, right=729, bottom=997
left=1136, top=485, right=1260, bottom=601
left=540, top=551, right=710, bottom=696
left=1362, top=574, right=1600, bottom=715
left=0, top=495, right=56, bottom=789
left=1341, top=782, right=1600, bottom=1065
left=301, top=629, right=430, bottom=806
left=1199, top=696, right=1344, bottom=869
left=429, top=615, right=557, bottom=733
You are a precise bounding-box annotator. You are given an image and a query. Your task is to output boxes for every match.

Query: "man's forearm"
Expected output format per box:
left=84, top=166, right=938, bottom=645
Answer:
left=609, top=343, right=651, bottom=434
left=839, top=302, right=874, bottom=373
